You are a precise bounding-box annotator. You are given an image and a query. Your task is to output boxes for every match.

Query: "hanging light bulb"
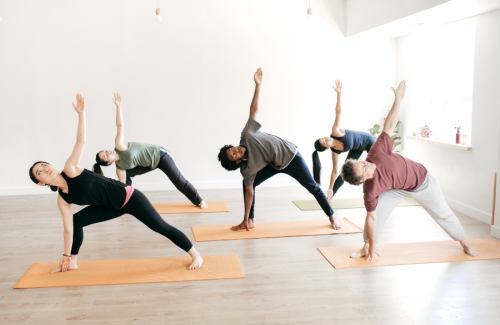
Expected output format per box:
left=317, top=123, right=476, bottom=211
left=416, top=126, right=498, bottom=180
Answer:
left=155, top=0, right=162, bottom=22
left=307, top=0, right=313, bottom=20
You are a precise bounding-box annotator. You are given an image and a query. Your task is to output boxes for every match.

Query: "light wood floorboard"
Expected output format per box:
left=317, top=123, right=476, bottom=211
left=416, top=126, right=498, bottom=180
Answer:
left=0, top=186, right=498, bottom=325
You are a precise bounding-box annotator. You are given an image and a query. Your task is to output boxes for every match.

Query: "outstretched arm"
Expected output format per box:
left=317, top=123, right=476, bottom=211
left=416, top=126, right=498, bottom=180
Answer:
left=113, top=93, right=128, bottom=151
left=231, top=185, right=253, bottom=231
left=57, top=195, right=74, bottom=272
left=325, top=152, right=340, bottom=201
left=249, top=68, right=262, bottom=120
left=331, top=80, right=343, bottom=136
left=364, top=210, right=380, bottom=262
left=64, top=93, right=86, bottom=173
left=382, top=81, right=406, bottom=135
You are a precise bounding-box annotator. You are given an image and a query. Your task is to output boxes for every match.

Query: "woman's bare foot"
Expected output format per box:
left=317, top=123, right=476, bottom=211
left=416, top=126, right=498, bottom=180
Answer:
left=198, top=200, right=208, bottom=209
left=248, top=219, right=256, bottom=229
left=350, top=243, right=368, bottom=258
left=329, top=216, right=341, bottom=230
left=187, top=247, right=203, bottom=270
left=460, top=240, right=479, bottom=257
left=189, top=255, right=203, bottom=270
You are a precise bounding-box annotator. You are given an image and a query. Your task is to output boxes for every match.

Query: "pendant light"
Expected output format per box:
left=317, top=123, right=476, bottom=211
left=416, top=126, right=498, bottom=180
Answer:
left=155, top=0, right=162, bottom=22
left=307, top=0, right=312, bottom=20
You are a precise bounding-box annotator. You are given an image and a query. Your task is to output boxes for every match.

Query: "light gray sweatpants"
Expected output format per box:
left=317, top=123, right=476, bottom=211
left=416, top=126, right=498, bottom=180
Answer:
left=364, top=172, right=466, bottom=243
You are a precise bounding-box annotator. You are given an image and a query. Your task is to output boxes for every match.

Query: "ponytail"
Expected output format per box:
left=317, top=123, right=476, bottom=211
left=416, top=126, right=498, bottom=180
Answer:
left=93, top=163, right=104, bottom=176
left=312, top=150, right=322, bottom=185
left=93, top=151, right=109, bottom=176
left=312, top=138, right=327, bottom=186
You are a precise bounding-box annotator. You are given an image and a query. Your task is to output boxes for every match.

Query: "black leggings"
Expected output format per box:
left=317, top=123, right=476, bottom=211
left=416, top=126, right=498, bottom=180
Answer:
left=70, top=190, right=193, bottom=255
left=126, top=148, right=202, bottom=206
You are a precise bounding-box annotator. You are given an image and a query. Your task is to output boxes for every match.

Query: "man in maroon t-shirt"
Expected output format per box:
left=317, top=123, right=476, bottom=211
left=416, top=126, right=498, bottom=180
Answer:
left=340, top=81, right=478, bottom=261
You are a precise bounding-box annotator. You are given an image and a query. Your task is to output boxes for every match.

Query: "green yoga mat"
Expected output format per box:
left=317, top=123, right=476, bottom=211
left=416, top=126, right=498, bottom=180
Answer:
left=293, top=198, right=420, bottom=211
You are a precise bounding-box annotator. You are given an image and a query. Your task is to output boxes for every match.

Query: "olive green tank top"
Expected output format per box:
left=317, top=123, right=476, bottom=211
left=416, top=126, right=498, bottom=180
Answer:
left=115, top=142, right=161, bottom=170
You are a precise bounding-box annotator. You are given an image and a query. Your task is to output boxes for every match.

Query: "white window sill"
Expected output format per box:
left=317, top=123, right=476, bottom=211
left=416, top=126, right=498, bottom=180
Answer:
left=406, top=135, right=471, bottom=151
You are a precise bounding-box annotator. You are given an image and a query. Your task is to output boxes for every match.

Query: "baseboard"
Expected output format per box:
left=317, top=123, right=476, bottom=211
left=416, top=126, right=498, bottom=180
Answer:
left=0, top=178, right=301, bottom=196
left=492, top=226, right=500, bottom=239
left=445, top=196, right=491, bottom=224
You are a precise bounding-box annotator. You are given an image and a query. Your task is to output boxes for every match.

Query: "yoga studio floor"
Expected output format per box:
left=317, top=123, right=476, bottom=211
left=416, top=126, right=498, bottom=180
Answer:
left=1, top=187, right=498, bottom=325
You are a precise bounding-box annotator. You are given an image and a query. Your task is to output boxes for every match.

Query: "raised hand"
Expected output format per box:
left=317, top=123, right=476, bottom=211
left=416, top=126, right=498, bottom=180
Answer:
left=112, top=93, right=123, bottom=107
left=72, top=93, right=86, bottom=114
left=391, top=80, right=406, bottom=101
left=332, top=79, right=342, bottom=93
left=254, top=68, right=263, bottom=86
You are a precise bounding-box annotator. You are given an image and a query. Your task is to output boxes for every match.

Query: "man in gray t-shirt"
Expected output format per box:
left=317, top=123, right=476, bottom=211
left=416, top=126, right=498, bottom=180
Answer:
left=217, top=68, right=340, bottom=231
left=239, top=118, right=298, bottom=186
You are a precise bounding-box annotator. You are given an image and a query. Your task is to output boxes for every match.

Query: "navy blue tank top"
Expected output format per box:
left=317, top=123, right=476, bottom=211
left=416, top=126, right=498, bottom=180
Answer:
left=59, top=169, right=128, bottom=210
left=330, top=130, right=376, bottom=154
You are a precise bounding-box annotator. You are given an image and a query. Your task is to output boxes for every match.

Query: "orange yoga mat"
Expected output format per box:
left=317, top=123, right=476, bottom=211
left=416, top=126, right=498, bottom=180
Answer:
left=13, top=255, right=244, bottom=289
left=318, top=238, right=500, bottom=269
left=192, top=218, right=362, bottom=242
left=152, top=201, right=229, bottom=214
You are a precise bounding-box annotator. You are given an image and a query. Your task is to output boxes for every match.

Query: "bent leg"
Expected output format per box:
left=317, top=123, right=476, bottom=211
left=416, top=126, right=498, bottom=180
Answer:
left=71, top=205, right=125, bottom=255
left=158, top=149, right=202, bottom=206
left=125, top=166, right=153, bottom=186
left=283, top=152, right=333, bottom=217
left=363, top=189, right=406, bottom=243
left=123, top=190, right=193, bottom=252
left=245, top=164, right=279, bottom=219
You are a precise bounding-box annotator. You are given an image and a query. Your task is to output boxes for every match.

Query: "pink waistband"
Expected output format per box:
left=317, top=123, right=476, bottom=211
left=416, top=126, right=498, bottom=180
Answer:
left=121, top=186, right=135, bottom=209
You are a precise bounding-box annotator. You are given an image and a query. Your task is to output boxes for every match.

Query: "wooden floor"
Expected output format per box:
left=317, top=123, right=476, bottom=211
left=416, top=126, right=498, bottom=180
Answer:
left=1, top=186, right=499, bottom=325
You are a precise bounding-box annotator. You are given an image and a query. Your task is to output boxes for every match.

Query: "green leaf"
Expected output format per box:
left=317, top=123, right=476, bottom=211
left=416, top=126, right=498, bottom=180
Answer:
left=393, top=142, right=402, bottom=147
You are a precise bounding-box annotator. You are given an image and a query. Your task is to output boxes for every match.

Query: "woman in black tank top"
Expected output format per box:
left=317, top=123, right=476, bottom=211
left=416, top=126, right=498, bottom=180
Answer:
left=311, top=81, right=375, bottom=202
left=29, top=94, right=203, bottom=273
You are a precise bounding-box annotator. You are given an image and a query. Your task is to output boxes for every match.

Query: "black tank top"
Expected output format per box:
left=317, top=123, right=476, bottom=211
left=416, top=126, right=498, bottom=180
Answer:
left=330, top=130, right=376, bottom=155
left=59, top=169, right=128, bottom=210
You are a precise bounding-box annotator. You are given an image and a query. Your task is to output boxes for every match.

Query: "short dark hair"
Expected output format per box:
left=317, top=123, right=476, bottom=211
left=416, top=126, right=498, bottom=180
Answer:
left=218, top=145, right=240, bottom=171
left=341, top=158, right=363, bottom=186
left=29, top=161, right=58, bottom=192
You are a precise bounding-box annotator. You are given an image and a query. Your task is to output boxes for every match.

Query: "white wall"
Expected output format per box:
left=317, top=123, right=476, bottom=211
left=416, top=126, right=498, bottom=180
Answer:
left=0, top=0, right=396, bottom=196
left=397, top=9, right=500, bottom=224
left=346, top=0, right=451, bottom=36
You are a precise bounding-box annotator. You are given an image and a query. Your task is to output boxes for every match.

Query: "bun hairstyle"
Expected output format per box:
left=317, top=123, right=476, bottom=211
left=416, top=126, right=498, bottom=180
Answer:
left=29, top=161, right=58, bottom=192
left=93, top=151, right=109, bottom=176
left=312, top=139, right=328, bottom=185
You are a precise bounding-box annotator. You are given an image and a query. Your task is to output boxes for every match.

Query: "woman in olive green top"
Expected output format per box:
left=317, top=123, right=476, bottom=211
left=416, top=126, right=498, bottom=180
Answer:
left=93, top=93, right=207, bottom=209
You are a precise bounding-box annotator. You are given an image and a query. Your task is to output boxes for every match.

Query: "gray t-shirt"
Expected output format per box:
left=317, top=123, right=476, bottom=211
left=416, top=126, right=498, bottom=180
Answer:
left=239, top=118, right=298, bottom=186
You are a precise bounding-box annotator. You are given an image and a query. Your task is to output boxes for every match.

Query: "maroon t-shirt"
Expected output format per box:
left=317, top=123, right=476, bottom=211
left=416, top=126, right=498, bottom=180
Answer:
left=363, top=132, right=427, bottom=212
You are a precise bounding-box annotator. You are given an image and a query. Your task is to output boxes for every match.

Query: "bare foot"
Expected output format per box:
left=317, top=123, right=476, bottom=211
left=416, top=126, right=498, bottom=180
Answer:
left=331, top=219, right=341, bottom=230
left=198, top=200, right=208, bottom=209
left=49, top=263, right=78, bottom=273
left=460, top=240, right=479, bottom=257
left=189, top=254, right=203, bottom=270
left=350, top=244, right=368, bottom=258
left=248, top=219, right=256, bottom=229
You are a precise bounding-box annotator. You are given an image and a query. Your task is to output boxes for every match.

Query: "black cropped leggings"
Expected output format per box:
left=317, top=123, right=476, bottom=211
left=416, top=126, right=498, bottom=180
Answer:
left=126, top=148, right=203, bottom=206
left=70, top=190, right=193, bottom=255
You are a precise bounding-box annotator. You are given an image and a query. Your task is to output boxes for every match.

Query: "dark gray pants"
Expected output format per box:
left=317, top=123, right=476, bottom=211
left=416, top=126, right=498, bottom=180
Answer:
left=126, top=148, right=203, bottom=206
